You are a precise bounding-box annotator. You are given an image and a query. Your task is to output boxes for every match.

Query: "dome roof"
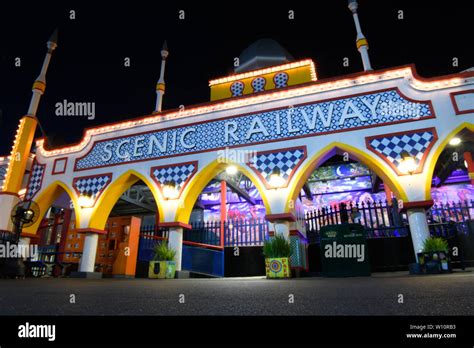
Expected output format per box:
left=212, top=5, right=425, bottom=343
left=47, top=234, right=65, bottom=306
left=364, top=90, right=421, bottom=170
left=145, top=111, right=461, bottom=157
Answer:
left=235, top=39, right=294, bottom=73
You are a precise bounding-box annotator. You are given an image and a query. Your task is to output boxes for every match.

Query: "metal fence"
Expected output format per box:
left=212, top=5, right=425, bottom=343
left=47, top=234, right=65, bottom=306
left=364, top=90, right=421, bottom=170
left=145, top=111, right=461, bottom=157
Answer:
left=305, top=199, right=408, bottom=243
left=305, top=199, right=474, bottom=243
left=427, top=200, right=474, bottom=238
left=224, top=218, right=269, bottom=246
left=137, top=225, right=169, bottom=261
left=184, top=221, right=221, bottom=247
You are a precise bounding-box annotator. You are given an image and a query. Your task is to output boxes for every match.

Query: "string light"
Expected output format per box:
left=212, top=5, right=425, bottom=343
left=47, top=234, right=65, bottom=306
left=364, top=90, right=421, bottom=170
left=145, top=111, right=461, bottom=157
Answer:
left=2, top=118, right=25, bottom=190
left=208, top=59, right=317, bottom=86
left=36, top=66, right=473, bottom=158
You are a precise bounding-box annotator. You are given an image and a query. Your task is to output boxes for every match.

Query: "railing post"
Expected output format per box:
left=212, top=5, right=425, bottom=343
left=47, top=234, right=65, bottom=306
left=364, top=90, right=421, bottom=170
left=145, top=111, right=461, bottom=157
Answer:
left=340, top=202, right=348, bottom=223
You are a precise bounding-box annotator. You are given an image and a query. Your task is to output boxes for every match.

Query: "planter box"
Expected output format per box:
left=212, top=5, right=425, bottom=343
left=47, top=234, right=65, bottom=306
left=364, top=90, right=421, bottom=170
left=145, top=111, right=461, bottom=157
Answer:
left=265, top=258, right=291, bottom=279
left=148, top=261, right=176, bottom=279
left=417, top=251, right=451, bottom=274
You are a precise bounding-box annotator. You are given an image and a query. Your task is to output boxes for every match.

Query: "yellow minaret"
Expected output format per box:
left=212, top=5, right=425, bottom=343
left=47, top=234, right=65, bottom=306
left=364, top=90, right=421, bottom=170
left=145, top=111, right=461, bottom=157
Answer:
left=0, top=29, right=58, bottom=232
left=154, top=41, right=169, bottom=113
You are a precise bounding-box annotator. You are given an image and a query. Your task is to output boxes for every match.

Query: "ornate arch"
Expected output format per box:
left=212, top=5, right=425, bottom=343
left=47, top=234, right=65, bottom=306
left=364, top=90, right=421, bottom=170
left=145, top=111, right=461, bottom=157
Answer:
left=174, top=160, right=272, bottom=224
left=22, top=180, right=81, bottom=235
left=424, top=122, right=474, bottom=200
left=88, top=169, right=163, bottom=230
left=285, top=142, right=409, bottom=212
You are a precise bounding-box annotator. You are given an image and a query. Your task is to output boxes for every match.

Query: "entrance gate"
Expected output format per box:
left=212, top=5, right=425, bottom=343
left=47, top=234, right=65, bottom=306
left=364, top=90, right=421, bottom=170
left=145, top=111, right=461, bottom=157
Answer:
left=137, top=219, right=269, bottom=277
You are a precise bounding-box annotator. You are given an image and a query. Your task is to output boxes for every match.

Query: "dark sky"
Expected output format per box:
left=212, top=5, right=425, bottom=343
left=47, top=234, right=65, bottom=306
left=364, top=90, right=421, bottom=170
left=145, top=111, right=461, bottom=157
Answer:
left=1, top=1, right=472, bottom=154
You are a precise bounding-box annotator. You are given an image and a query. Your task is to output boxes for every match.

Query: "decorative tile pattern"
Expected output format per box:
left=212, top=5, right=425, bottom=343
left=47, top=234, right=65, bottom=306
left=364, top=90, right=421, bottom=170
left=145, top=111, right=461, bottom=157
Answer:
left=25, top=162, right=46, bottom=200
left=248, top=147, right=306, bottom=188
left=150, top=161, right=197, bottom=198
left=75, top=89, right=433, bottom=170
left=366, top=128, right=437, bottom=175
left=72, top=174, right=112, bottom=203
left=230, top=81, right=244, bottom=97
left=251, top=77, right=266, bottom=92
left=274, top=72, right=289, bottom=88
left=290, top=236, right=301, bottom=267
left=0, top=165, right=7, bottom=181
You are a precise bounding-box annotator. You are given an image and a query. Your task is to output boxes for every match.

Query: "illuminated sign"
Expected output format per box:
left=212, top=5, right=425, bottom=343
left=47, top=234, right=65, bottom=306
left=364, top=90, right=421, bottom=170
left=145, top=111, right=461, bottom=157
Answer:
left=75, top=88, right=433, bottom=170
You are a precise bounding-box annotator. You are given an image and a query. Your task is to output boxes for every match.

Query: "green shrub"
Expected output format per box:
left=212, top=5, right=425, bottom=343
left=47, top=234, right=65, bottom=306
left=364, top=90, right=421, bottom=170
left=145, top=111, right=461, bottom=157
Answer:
left=422, top=237, right=449, bottom=253
left=152, top=242, right=176, bottom=261
left=263, top=234, right=292, bottom=258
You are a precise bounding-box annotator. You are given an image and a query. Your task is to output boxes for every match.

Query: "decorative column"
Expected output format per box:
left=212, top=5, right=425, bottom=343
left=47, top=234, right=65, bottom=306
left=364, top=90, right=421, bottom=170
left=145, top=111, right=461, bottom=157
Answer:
left=160, top=222, right=191, bottom=275
left=266, top=214, right=294, bottom=239
left=154, top=41, right=169, bottom=113
left=404, top=201, right=433, bottom=261
left=384, top=183, right=394, bottom=205
left=72, top=228, right=106, bottom=278
left=347, top=0, right=373, bottom=71
left=220, top=180, right=227, bottom=247
left=0, top=30, right=58, bottom=232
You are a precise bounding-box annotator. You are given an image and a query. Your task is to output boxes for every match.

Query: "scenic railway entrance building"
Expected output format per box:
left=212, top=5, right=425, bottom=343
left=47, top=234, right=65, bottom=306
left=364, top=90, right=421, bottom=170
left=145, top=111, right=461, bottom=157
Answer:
left=1, top=3, right=473, bottom=278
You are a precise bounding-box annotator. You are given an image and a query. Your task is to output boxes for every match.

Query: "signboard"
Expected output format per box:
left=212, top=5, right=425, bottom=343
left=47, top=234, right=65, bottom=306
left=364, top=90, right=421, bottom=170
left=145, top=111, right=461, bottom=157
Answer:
left=75, top=88, right=433, bottom=170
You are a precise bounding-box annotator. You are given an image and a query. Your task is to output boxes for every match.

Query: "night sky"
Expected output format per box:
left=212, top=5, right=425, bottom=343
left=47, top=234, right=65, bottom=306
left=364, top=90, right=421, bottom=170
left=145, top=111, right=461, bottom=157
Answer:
left=1, top=1, right=472, bottom=155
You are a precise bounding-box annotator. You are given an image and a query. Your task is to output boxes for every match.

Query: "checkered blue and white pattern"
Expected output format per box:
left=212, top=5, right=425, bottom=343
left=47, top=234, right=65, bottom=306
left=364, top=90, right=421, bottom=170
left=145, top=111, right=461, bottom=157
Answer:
left=230, top=81, right=244, bottom=97
left=368, top=131, right=435, bottom=168
left=73, top=174, right=111, bottom=199
left=251, top=77, right=266, bottom=92
left=76, top=89, right=433, bottom=170
left=274, top=72, right=288, bottom=88
left=25, top=162, right=45, bottom=200
left=0, top=165, right=7, bottom=181
left=152, top=163, right=196, bottom=191
left=252, top=148, right=305, bottom=181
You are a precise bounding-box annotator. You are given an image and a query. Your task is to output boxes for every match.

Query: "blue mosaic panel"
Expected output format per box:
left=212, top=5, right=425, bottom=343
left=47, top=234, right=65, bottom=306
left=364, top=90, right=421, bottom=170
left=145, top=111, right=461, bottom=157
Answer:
left=26, top=162, right=45, bottom=200
left=76, top=89, right=433, bottom=170
left=0, top=165, right=7, bottom=181
left=230, top=81, right=244, bottom=97
left=251, top=77, right=266, bottom=92
left=274, top=72, right=289, bottom=88
left=151, top=163, right=196, bottom=191
left=73, top=174, right=111, bottom=199
left=368, top=130, right=435, bottom=168
left=252, top=148, right=305, bottom=181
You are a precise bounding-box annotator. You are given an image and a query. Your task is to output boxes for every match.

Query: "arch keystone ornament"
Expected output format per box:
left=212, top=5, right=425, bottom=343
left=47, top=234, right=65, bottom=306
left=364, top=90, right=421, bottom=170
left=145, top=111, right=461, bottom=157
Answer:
left=365, top=128, right=438, bottom=176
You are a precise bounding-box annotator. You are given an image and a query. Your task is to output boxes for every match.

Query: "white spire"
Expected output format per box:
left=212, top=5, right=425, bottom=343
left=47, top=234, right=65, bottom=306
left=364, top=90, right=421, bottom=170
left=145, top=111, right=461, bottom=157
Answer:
left=27, top=29, right=58, bottom=116
left=348, top=0, right=373, bottom=71
left=154, top=41, right=169, bottom=113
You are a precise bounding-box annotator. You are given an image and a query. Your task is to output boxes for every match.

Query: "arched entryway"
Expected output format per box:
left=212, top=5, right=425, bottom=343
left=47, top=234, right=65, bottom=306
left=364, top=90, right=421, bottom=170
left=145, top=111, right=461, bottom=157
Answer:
left=288, top=143, right=413, bottom=273
left=174, top=160, right=271, bottom=277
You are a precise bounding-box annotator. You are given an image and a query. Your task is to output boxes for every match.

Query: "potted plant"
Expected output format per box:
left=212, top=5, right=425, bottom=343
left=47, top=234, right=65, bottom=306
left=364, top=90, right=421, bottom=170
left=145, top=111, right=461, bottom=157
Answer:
left=263, top=234, right=292, bottom=279
left=148, top=242, right=177, bottom=279
left=417, top=237, right=451, bottom=274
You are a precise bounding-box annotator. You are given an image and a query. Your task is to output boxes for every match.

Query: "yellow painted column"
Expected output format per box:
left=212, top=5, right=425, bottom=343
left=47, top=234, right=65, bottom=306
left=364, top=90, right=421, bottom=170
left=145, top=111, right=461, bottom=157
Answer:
left=0, top=30, right=57, bottom=233
left=0, top=116, right=38, bottom=232
left=3, top=116, right=38, bottom=193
